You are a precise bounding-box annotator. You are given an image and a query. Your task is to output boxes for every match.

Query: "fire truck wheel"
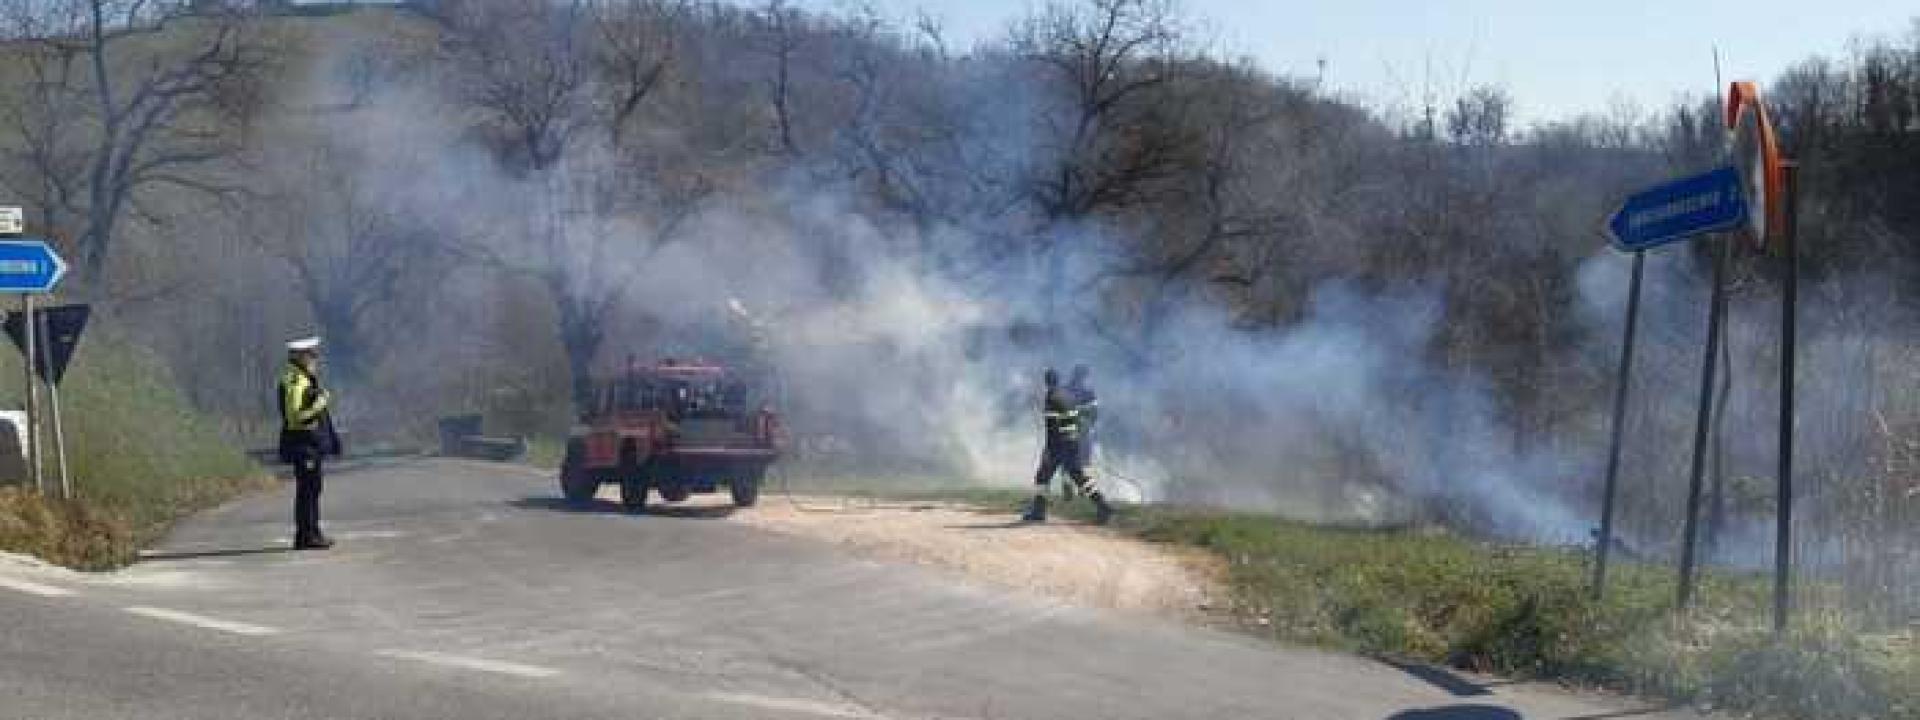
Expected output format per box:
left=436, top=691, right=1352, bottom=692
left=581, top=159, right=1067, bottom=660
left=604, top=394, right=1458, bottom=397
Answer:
left=730, top=471, right=762, bottom=508
left=560, top=443, right=597, bottom=506
left=618, top=445, right=647, bottom=513
left=620, top=478, right=649, bottom=512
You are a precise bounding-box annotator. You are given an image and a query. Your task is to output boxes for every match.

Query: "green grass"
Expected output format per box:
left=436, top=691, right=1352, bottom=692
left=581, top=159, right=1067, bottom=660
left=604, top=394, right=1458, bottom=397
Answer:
left=1096, top=504, right=1914, bottom=720
left=0, top=332, right=268, bottom=569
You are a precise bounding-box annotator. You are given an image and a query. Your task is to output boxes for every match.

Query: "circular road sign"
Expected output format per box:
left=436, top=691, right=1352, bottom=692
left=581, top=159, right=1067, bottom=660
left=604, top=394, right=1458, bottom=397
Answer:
left=1725, top=81, right=1785, bottom=251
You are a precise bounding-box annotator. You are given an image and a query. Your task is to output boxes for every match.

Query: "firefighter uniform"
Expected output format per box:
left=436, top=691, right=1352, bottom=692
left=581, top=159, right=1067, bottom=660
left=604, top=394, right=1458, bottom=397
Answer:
left=278, top=336, right=338, bottom=550
left=1063, top=365, right=1098, bottom=499
left=1025, top=368, right=1113, bottom=524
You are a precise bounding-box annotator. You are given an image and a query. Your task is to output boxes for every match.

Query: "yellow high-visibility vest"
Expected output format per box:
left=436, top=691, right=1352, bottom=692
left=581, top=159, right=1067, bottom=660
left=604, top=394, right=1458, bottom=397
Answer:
left=279, top=363, right=330, bottom=432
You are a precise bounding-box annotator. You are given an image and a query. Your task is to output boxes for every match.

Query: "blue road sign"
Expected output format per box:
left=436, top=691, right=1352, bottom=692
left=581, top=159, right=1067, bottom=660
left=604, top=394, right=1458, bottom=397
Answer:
left=0, top=240, right=68, bottom=293
left=1606, top=165, right=1748, bottom=252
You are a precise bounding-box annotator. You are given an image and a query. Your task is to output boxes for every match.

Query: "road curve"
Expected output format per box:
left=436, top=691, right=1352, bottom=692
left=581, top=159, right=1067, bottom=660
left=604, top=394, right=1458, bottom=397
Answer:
left=0, top=457, right=1698, bottom=720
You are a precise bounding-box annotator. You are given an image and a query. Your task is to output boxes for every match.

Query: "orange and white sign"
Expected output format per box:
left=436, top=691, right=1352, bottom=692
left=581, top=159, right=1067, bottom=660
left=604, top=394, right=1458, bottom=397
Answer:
left=1725, top=82, right=1785, bottom=251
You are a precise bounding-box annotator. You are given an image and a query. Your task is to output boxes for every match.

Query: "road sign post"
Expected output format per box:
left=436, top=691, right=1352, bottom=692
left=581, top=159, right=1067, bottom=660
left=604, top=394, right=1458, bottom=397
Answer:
left=0, top=233, right=70, bottom=498
left=2, top=303, right=89, bottom=499
left=21, top=295, right=36, bottom=494
left=1597, top=163, right=1751, bottom=606
left=1677, top=234, right=1730, bottom=611
left=37, top=309, right=68, bottom=499
left=1726, top=80, right=1798, bottom=634
left=1774, top=162, right=1799, bottom=634
left=1591, top=250, right=1644, bottom=598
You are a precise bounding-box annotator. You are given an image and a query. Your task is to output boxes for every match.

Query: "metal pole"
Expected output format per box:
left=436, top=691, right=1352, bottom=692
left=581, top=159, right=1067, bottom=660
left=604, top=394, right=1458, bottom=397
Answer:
left=1677, top=235, right=1728, bottom=611
left=1593, top=250, right=1645, bottom=598
left=21, top=295, right=39, bottom=495
left=1707, top=237, right=1735, bottom=558
left=1774, top=163, right=1800, bottom=635
left=39, top=308, right=69, bottom=499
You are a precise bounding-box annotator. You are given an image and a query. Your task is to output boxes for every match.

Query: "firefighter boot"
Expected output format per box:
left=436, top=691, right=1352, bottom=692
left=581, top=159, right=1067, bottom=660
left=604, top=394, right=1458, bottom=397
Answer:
left=1092, top=495, right=1114, bottom=526
left=1022, top=495, right=1048, bottom=523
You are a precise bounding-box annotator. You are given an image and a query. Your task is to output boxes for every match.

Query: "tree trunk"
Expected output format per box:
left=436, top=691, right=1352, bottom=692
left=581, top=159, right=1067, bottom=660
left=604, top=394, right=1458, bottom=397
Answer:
left=556, top=293, right=603, bottom=415
left=83, top=0, right=117, bottom=280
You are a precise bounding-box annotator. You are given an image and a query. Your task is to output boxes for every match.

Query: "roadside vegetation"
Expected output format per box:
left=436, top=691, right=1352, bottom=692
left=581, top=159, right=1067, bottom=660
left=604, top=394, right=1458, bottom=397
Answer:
left=1095, top=502, right=1910, bottom=720
left=0, top=329, right=266, bottom=570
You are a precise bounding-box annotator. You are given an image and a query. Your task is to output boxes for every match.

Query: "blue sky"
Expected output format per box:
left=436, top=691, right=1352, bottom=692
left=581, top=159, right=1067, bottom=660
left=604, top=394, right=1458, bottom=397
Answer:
left=793, top=0, right=1917, bottom=125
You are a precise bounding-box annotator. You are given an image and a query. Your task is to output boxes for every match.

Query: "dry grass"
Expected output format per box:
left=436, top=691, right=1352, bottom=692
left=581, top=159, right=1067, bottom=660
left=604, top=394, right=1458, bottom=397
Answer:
left=731, top=495, right=1225, bottom=618
left=0, top=486, right=133, bottom=570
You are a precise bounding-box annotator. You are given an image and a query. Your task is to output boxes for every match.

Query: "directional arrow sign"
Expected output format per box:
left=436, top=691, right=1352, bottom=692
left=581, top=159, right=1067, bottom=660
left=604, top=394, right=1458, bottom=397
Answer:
left=0, top=240, right=67, bottom=293
left=1606, top=165, right=1748, bottom=252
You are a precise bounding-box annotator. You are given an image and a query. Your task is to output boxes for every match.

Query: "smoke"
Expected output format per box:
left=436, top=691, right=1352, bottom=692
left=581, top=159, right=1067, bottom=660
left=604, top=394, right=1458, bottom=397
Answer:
left=269, top=6, right=1918, bottom=554
left=254, top=9, right=1623, bottom=544
left=578, top=168, right=1602, bottom=540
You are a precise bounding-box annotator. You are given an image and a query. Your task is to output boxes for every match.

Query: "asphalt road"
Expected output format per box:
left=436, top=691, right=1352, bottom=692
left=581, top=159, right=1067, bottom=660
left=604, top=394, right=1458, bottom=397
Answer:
left=0, top=458, right=1698, bottom=719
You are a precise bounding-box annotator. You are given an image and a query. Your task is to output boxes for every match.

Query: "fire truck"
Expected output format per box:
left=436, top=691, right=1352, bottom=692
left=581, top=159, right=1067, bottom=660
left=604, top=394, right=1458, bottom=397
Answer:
left=560, top=359, right=783, bottom=512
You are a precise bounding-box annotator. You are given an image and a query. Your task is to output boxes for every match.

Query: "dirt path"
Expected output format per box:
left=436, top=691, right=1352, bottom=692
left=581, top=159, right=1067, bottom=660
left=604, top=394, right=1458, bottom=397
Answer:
left=729, top=496, right=1225, bottom=620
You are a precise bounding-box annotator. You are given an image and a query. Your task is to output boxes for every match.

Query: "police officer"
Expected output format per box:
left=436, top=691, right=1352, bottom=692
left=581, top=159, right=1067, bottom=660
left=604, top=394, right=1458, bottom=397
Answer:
left=278, top=336, right=339, bottom=550
left=1024, top=368, right=1113, bottom=525
left=1061, top=364, right=1098, bottom=500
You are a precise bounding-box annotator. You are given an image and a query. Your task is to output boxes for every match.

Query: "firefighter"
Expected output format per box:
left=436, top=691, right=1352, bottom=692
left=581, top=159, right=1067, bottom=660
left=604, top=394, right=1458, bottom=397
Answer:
left=278, top=336, right=340, bottom=550
left=1024, top=367, right=1114, bottom=525
left=1061, top=364, right=1098, bottom=500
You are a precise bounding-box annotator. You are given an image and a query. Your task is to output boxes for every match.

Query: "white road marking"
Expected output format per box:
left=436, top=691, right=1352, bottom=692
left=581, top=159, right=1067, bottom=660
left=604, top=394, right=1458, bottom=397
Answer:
left=131, top=551, right=234, bottom=565
left=703, top=692, right=876, bottom=718
left=123, top=606, right=279, bottom=636
left=337, top=530, right=409, bottom=540
left=94, top=569, right=221, bottom=590
left=0, top=576, right=75, bottom=597
left=374, top=649, right=560, bottom=679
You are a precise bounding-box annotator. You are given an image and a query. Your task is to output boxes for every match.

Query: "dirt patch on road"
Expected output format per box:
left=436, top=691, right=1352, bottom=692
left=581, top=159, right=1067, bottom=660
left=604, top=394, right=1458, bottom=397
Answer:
left=730, top=497, right=1225, bottom=620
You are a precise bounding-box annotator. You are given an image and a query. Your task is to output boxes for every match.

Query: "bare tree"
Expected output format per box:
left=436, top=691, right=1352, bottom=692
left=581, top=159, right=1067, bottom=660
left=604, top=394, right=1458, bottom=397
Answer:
left=1095, top=60, right=1292, bottom=365
left=246, top=131, right=442, bottom=387
left=823, top=8, right=943, bottom=237
left=0, top=0, right=270, bottom=284
left=434, top=0, right=590, bottom=176
left=1014, top=0, right=1185, bottom=221
left=1011, top=0, right=1191, bottom=316
left=592, top=0, right=687, bottom=150
left=439, top=0, right=705, bottom=411
left=752, top=0, right=804, bottom=156
left=1445, top=85, right=1511, bottom=147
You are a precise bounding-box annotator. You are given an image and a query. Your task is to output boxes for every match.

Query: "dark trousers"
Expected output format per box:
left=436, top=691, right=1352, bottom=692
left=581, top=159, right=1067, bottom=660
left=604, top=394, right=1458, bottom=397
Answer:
left=293, top=448, right=325, bottom=541
left=1034, top=439, right=1098, bottom=498
left=1065, top=430, right=1096, bottom=497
